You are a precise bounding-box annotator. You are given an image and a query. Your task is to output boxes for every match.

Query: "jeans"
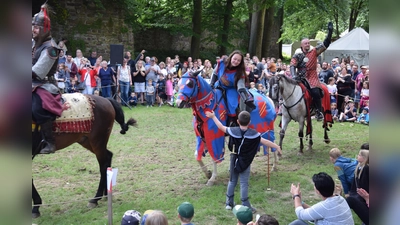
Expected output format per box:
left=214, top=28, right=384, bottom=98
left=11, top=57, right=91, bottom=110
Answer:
left=82, top=85, right=94, bottom=95
left=146, top=80, right=157, bottom=104
left=146, top=94, right=154, bottom=106
left=226, top=154, right=251, bottom=207
left=119, top=81, right=129, bottom=105
left=102, top=85, right=112, bottom=98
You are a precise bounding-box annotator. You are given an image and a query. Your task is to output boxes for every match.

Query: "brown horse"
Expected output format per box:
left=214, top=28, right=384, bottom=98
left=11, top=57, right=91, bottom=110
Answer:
left=32, top=94, right=137, bottom=218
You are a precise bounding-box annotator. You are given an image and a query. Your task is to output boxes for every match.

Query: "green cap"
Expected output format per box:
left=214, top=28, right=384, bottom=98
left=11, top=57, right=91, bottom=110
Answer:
left=232, top=205, right=253, bottom=224
left=177, top=202, right=194, bottom=218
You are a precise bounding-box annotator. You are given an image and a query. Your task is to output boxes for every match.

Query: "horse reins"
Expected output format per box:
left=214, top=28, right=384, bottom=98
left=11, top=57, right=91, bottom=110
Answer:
left=278, top=77, right=305, bottom=121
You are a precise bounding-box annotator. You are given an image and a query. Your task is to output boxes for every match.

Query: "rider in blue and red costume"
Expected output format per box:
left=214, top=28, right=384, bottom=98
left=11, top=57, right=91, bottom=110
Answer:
left=209, top=50, right=256, bottom=122
left=32, top=4, right=63, bottom=154
left=290, top=22, right=333, bottom=121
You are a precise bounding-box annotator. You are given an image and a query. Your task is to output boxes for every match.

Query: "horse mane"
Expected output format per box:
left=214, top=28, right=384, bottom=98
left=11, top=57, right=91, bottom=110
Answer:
left=278, top=74, right=298, bottom=86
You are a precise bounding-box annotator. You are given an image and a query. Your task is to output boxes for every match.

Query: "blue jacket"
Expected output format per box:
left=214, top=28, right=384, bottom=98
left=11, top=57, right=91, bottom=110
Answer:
left=334, top=156, right=358, bottom=194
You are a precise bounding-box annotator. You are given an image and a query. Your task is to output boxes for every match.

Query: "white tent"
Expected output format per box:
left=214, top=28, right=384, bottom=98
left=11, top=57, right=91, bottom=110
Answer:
left=323, top=27, right=369, bottom=66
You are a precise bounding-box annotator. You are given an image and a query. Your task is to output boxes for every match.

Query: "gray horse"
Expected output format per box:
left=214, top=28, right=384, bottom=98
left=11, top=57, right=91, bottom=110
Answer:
left=269, top=74, right=333, bottom=155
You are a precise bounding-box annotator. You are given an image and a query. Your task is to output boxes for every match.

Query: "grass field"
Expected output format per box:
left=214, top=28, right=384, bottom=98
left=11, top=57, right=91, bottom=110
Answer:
left=32, top=104, right=369, bottom=225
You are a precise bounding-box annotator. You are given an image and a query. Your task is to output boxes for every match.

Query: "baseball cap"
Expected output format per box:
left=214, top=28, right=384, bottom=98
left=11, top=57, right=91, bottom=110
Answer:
left=140, top=210, right=154, bottom=225
left=232, top=205, right=253, bottom=224
left=121, top=210, right=141, bottom=225
left=177, top=202, right=194, bottom=218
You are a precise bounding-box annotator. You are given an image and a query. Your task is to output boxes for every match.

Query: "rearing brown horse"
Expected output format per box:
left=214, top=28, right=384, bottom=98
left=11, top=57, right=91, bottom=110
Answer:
left=32, top=93, right=137, bottom=218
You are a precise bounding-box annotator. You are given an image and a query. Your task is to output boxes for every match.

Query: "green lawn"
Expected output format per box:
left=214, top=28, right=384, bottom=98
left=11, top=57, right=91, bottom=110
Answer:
left=32, top=104, right=369, bottom=225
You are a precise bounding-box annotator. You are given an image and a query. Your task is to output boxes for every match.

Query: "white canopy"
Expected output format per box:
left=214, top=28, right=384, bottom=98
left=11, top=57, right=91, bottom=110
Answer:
left=323, top=27, right=369, bottom=66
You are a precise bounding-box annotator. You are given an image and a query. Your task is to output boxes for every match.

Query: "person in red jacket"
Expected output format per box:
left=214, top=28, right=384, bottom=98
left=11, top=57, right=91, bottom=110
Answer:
left=79, top=60, right=98, bottom=95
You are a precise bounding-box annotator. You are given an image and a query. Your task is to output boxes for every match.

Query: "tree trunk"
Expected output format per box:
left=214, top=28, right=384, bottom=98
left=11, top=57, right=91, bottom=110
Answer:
left=349, top=0, right=364, bottom=32
left=249, top=5, right=266, bottom=58
left=218, top=0, right=233, bottom=56
left=276, top=6, right=284, bottom=59
left=191, top=0, right=202, bottom=59
left=261, top=6, right=274, bottom=58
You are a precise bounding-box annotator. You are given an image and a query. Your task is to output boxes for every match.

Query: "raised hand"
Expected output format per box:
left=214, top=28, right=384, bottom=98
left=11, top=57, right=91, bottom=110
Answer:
left=328, top=22, right=333, bottom=32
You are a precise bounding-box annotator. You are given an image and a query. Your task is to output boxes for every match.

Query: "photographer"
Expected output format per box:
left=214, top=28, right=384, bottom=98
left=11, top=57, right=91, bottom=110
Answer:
left=78, top=62, right=97, bottom=95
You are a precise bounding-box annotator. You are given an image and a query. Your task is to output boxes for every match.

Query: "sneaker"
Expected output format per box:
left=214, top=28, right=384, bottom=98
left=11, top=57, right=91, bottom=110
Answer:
left=147, top=106, right=149, bottom=108
left=250, top=206, right=257, bottom=214
left=225, top=205, right=232, bottom=210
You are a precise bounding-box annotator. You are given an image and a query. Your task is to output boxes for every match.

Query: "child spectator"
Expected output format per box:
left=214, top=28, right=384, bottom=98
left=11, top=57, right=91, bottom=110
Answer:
left=165, top=73, right=174, bottom=103
left=249, top=82, right=257, bottom=92
left=357, top=108, right=369, bottom=125
left=232, top=205, right=253, bottom=225
left=257, top=83, right=266, bottom=96
left=121, top=210, right=141, bottom=225
left=55, top=63, right=67, bottom=93
left=146, top=79, right=155, bottom=107
left=67, top=79, right=79, bottom=93
left=128, top=92, right=138, bottom=107
left=93, top=90, right=99, bottom=96
left=246, top=214, right=280, bottom=225
left=156, top=74, right=166, bottom=107
left=359, top=81, right=369, bottom=113
left=177, top=202, right=195, bottom=225
left=205, top=110, right=281, bottom=212
left=329, top=148, right=358, bottom=197
left=327, top=77, right=337, bottom=103
left=331, top=103, right=339, bottom=121
left=339, top=99, right=357, bottom=122
left=142, top=210, right=168, bottom=225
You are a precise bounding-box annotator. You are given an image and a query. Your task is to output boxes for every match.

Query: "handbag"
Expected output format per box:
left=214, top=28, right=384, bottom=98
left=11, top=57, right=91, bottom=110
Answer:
left=78, top=73, right=88, bottom=90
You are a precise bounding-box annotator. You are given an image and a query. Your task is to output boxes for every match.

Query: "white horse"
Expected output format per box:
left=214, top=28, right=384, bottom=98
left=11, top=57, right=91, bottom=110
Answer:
left=270, top=74, right=333, bottom=155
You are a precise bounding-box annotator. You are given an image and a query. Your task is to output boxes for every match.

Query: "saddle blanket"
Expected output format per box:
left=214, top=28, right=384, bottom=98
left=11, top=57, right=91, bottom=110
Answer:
left=53, top=93, right=94, bottom=133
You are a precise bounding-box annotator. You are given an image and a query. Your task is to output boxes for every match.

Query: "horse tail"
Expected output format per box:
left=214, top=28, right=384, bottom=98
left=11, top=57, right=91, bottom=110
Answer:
left=106, top=98, right=137, bottom=134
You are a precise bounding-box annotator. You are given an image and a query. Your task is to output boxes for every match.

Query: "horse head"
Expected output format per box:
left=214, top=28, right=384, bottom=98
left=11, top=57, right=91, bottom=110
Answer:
left=176, top=70, right=209, bottom=108
left=269, top=75, right=282, bottom=101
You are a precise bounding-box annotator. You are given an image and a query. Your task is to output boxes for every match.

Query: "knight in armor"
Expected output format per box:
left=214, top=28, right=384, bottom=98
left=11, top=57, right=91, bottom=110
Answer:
left=209, top=50, right=256, bottom=119
left=290, top=22, right=333, bottom=121
left=32, top=4, right=63, bottom=154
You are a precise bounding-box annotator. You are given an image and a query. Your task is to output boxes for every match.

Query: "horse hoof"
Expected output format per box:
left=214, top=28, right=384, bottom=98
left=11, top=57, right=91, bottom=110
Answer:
left=307, top=147, right=313, bottom=151
left=87, top=202, right=98, bottom=209
left=297, top=152, right=303, bottom=156
left=271, top=166, right=277, bottom=172
left=206, top=180, right=214, bottom=186
left=32, top=212, right=40, bottom=219
left=325, top=139, right=331, bottom=144
left=206, top=170, right=212, bottom=179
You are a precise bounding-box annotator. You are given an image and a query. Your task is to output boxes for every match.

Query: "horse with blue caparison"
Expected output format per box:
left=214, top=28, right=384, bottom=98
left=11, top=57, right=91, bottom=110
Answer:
left=176, top=70, right=278, bottom=185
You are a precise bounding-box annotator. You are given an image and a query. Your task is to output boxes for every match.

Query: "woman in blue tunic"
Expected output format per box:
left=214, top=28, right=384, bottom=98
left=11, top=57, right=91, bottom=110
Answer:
left=210, top=50, right=255, bottom=117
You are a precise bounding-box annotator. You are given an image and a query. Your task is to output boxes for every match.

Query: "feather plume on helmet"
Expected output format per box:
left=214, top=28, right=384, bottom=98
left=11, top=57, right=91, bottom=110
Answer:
left=32, top=3, right=54, bottom=46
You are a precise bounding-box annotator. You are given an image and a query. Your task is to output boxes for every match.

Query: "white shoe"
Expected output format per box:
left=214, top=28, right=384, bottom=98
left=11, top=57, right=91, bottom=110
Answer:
left=225, top=205, right=232, bottom=210
left=147, top=106, right=149, bottom=108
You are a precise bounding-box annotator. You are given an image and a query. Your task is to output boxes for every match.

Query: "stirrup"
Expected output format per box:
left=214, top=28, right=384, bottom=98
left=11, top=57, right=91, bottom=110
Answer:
left=39, top=142, right=56, bottom=154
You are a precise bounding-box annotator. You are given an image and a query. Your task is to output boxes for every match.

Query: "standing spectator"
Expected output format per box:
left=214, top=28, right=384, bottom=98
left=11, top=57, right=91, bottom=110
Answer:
left=276, top=58, right=283, bottom=72
left=177, top=202, right=195, bottom=225
left=205, top=110, right=281, bottom=212
left=129, top=50, right=146, bottom=83
left=174, top=55, right=183, bottom=77
left=336, top=67, right=354, bottom=114
left=165, top=73, right=174, bottom=103
left=74, top=49, right=83, bottom=69
left=87, top=50, right=97, bottom=66
left=79, top=63, right=97, bottom=95
left=359, top=81, right=369, bottom=113
left=55, top=63, right=67, bottom=93
left=202, top=59, right=213, bottom=80
left=166, top=60, right=177, bottom=76
left=145, top=79, right=155, bottom=108
left=347, top=148, right=369, bottom=225
left=156, top=74, right=166, bottom=106
left=145, top=57, right=160, bottom=105
left=181, top=61, right=189, bottom=75
left=67, top=79, right=79, bottom=93
left=329, top=148, right=357, bottom=197
left=58, top=49, right=66, bottom=65
left=133, top=60, right=146, bottom=105
left=98, top=60, right=115, bottom=98
left=355, top=65, right=368, bottom=108
left=64, top=54, right=78, bottom=81
left=57, top=37, right=68, bottom=54
left=327, top=77, right=337, bottom=103
left=289, top=172, right=354, bottom=225
left=252, top=56, right=264, bottom=84
left=331, top=58, right=340, bottom=70
left=318, top=62, right=334, bottom=84
left=117, top=55, right=132, bottom=106
left=268, top=58, right=277, bottom=77
left=159, top=62, right=168, bottom=77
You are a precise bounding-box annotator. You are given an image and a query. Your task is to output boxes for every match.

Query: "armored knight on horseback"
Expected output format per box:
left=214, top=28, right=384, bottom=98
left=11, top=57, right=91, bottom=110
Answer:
left=290, top=22, right=333, bottom=121
left=32, top=4, right=62, bottom=154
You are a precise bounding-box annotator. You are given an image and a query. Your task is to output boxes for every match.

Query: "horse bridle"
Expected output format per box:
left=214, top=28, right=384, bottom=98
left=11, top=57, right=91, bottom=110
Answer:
left=277, top=75, right=305, bottom=110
